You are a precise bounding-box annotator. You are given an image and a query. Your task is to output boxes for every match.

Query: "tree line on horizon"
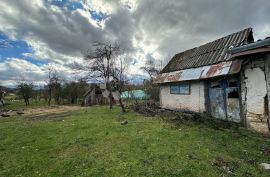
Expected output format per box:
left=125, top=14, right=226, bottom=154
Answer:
left=1, top=42, right=166, bottom=112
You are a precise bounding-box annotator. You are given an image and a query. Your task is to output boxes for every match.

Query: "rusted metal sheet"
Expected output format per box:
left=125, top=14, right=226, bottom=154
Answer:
left=154, top=60, right=241, bottom=84
left=228, top=60, right=242, bottom=74
left=200, top=61, right=231, bottom=79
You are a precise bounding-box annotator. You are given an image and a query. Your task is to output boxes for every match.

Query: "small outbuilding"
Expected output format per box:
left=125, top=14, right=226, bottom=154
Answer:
left=154, top=28, right=270, bottom=133
left=82, top=84, right=120, bottom=106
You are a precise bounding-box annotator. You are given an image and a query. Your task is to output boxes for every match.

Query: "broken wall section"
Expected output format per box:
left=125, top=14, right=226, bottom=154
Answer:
left=241, top=56, right=269, bottom=133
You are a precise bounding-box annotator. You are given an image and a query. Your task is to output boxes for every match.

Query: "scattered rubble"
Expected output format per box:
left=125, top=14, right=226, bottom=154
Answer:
left=130, top=101, right=204, bottom=121
left=130, top=101, right=239, bottom=129
left=121, top=120, right=128, bottom=125
left=212, top=157, right=239, bottom=175
left=130, top=101, right=162, bottom=117
left=1, top=113, right=10, bottom=117
left=260, top=163, right=270, bottom=170
left=1, top=109, right=24, bottom=117
left=16, top=111, right=24, bottom=115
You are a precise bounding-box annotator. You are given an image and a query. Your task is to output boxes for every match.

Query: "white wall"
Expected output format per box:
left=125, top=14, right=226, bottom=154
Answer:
left=241, top=59, right=269, bottom=133
left=160, top=81, right=206, bottom=112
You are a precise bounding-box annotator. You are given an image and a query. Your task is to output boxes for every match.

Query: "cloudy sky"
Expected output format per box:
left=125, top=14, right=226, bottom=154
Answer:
left=0, top=0, right=269, bottom=87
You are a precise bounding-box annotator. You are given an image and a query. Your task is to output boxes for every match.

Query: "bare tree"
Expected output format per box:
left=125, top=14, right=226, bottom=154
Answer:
left=62, top=80, right=88, bottom=104
left=111, top=54, right=129, bottom=112
left=140, top=66, right=160, bottom=80
left=140, top=58, right=165, bottom=80
left=17, top=80, right=34, bottom=106
left=0, top=89, right=5, bottom=107
left=46, top=67, right=54, bottom=105
left=45, top=67, right=62, bottom=105
left=141, top=57, right=165, bottom=101
left=83, top=42, right=121, bottom=109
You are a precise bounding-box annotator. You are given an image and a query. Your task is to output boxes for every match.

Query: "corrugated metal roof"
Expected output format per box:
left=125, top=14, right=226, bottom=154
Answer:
left=161, top=28, right=253, bottom=73
left=154, top=60, right=242, bottom=84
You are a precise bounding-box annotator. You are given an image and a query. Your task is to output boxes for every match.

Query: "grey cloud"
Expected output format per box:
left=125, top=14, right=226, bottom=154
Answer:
left=104, top=6, right=135, bottom=52
left=133, top=0, right=270, bottom=57
left=0, top=0, right=110, bottom=58
left=0, top=0, right=270, bottom=87
left=2, top=0, right=269, bottom=60
left=0, top=58, right=46, bottom=82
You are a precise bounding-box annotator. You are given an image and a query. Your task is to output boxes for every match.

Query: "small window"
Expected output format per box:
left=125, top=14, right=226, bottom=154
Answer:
left=170, top=85, right=179, bottom=94
left=228, top=81, right=238, bottom=87
left=170, top=84, right=190, bottom=95
left=227, top=88, right=239, bottom=98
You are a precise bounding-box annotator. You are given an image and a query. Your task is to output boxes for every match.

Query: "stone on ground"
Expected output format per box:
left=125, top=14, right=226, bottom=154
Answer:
left=1, top=113, right=10, bottom=117
left=260, top=163, right=270, bottom=170
left=121, top=120, right=128, bottom=125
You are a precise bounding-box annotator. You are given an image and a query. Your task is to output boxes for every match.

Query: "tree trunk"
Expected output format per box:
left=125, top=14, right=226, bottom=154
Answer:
left=109, top=91, right=113, bottom=109
left=48, top=88, right=52, bottom=106
left=119, top=98, right=126, bottom=112
left=0, top=99, right=5, bottom=107
left=24, top=98, right=29, bottom=106
left=106, top=81, right=113, bottom=109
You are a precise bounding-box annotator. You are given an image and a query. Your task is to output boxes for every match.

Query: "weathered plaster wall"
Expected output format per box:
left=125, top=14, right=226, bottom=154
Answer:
left=160, top=81, right=205, bottom=112
left=264, top=53, right=270, bottom=133
left=241, top=58, right=269, bottom=133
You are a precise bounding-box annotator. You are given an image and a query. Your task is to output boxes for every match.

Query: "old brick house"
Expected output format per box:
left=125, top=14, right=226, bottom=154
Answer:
left=154, top=28, right=270, bottom=133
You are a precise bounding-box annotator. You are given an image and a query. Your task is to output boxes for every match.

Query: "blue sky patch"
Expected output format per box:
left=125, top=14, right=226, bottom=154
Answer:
left=0, top=1, right=104, bottom=69
left=0, top=33, right=31, bottom=61
left=24, top=57, right=49, bottom=66
left=89, top=10, right=107, bottom=22
left=46, top=0, right=84, bottom=11
left=0, top=33, right=48, bottom=66
left=66, top=1, right=84, bottom=10
left=46, top=0, right=105, bottom=21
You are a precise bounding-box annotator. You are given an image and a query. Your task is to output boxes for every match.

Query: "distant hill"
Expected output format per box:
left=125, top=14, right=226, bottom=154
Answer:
left=0, top=85, right=17, bottom=94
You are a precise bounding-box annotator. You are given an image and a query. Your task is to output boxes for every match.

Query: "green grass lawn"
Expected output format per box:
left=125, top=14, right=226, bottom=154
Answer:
left=1, top=98, right=77, bottom=110
left=1, top=98, right=47, bottom=110
left=0, top=105, right=270, bottom=177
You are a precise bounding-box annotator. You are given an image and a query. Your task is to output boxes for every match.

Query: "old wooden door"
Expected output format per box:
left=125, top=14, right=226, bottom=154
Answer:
left=208, top=80, right=227, bottom=120
left=226, top=78, right=241, bottom=122
left=208, top=77, right=241, bottom=122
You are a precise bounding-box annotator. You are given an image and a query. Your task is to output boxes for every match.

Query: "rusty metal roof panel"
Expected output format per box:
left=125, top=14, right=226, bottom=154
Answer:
left=200, top=61, right=231, bottom=79
left=161, top=28, right=253, bottom=73
left=154, top=60, right=242, bottom=84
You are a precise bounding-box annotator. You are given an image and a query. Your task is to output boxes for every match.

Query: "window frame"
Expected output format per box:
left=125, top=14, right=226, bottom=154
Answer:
left=170, top=83, right=191, bottom=95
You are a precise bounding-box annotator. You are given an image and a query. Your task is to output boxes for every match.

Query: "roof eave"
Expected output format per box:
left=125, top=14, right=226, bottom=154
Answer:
left=154, top=60, right=242, bottom=84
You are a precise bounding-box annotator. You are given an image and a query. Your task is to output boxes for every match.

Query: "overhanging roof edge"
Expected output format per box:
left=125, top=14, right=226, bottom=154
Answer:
left=153, top=60, right=242, bottom=84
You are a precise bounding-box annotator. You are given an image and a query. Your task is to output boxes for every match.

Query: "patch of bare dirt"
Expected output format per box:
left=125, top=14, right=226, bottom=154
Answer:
left=1, top=105, right=84, bottom=120
left=25, top=106, right=84, bottom=120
